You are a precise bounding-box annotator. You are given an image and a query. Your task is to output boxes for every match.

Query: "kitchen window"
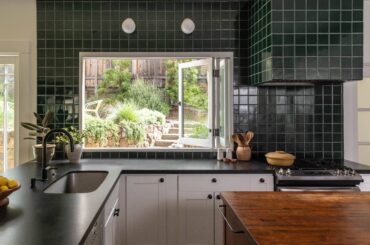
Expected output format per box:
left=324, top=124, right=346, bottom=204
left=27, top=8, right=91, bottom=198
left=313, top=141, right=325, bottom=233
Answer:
left=80, top=53, right=233, bottom=151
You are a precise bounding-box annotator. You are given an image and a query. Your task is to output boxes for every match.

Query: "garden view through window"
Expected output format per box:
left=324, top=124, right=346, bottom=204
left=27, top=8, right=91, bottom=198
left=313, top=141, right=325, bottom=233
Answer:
left=81, top=54, right=232, bottom=149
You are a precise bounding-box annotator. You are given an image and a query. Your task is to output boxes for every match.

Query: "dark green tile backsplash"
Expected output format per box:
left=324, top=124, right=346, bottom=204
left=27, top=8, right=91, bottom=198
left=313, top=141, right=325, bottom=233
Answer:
left=37, top=0, right=345, bottom=160
left=248, top=0, right=363, bottom=85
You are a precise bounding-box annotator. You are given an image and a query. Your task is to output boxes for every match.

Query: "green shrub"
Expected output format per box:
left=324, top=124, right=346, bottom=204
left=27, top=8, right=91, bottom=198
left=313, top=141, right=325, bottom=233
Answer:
left=118, top=120, right=145, bottom=143
left=128, top=79, right=170, bottom=115
left=114, top=102, right=138, bottom=123
left=190, top=124, right=209, bottom=139
left=97, top=60, right=132, bottom=103
left=84, top=116, right=119, bottom=146
left=137, top=108, right=166, bottom=125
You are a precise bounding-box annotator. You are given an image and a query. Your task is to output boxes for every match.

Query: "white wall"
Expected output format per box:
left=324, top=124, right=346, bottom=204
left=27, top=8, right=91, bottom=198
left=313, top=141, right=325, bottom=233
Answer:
left=0, top=0, right=37, bottom=164
left=344, top=0, right=370, bottom=165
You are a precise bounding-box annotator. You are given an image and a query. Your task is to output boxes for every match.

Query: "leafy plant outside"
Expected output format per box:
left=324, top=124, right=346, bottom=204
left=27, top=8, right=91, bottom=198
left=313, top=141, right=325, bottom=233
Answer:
left=128, top=79, right=170, bottom=115
left=118, top=120, right=145, bottom=144
left=84, top=116, right=119, bottom=146
left=114, top=102, right=139, bottom=123
left=190, top=124, right=209, bottom=139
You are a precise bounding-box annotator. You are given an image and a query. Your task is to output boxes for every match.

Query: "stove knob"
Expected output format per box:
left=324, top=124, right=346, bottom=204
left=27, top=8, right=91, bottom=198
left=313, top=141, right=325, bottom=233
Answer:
left=278, top=168, right=284, bottom=175
left=351, top=169, right=356, bottom=176
left=344, top=169, right=349, bottom=176
left=286, top=169, right=291, bottom=176
left=335, top=169, right=341, bottom=175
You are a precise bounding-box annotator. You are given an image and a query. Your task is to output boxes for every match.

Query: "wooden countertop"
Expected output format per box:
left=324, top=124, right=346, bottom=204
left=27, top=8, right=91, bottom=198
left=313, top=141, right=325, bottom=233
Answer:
left=221, top=192, right=370, bottom=245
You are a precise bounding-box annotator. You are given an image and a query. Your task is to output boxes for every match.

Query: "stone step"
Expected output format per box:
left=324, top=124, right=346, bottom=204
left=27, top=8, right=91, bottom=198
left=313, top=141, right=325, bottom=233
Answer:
left=169, top=128, right=179, bottom=134
left=154, top=140, right=176, bottom=147
left=172, top=123, right=200, bottom=128
left=168, top=127, right=194, bottom=134
left=161, top=134, right=179, bottom=140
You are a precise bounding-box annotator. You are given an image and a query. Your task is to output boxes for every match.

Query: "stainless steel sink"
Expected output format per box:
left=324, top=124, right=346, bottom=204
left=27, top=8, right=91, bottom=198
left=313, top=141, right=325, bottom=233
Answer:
left=43, top=171, right=108, bottom=194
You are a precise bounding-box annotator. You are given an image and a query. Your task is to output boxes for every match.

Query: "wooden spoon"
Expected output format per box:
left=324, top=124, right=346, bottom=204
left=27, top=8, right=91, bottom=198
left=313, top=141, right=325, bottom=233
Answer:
left=232, top=134, right=243, bottom=146
left=246, top=131, right=254, bottom=146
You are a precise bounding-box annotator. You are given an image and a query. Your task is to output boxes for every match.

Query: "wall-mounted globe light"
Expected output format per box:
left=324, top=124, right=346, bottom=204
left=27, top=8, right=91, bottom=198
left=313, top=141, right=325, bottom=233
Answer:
left=122, top=18, right=136, bottom=34
left=181, top=18, right=195, bottom=34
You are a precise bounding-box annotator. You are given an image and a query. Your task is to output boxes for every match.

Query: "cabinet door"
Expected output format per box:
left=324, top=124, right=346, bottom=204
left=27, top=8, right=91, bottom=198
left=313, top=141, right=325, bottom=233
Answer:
left=105, top=199, right=118, bottom=245
left=179, top=192, right=215, bottom=245
left=214, top=193, right=224, bottom=245
left=126, top=175, right=167, bottom=245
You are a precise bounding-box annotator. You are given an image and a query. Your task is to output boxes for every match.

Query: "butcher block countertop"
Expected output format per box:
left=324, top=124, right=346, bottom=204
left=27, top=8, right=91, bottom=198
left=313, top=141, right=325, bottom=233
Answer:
left=221, top=192, right=370, bottom=245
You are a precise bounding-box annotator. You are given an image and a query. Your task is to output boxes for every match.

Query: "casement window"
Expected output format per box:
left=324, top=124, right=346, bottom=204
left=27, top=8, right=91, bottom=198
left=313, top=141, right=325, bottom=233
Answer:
left=80, top=52, right=233, bottom=151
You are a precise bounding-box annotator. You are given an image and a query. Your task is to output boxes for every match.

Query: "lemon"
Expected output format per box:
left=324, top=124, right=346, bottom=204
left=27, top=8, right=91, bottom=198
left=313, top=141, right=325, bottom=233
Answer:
left=0, top=185, right=9, bottom=191
left=0, top=176, right=8, bottom=186
left=7, top=179, right=18, bottom=189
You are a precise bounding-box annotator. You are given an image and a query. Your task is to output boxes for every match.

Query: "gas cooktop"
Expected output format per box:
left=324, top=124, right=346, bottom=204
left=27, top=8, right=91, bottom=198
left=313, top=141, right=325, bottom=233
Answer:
left=274, top=159, right=364, bottom=187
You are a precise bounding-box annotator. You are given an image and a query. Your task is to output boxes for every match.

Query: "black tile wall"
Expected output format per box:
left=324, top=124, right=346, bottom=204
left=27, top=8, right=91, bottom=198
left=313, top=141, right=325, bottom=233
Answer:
left=234, top=83, right=343, bottom=160
left=248, top=0, right=363, bottom=85
left=37, top=0, right=343, bottom=160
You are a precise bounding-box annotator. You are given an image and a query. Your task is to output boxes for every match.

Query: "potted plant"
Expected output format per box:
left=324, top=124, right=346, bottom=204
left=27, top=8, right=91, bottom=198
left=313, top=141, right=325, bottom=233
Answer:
left=21, top=111, right=55, bottom=164
left=56, top=126, right=85, bottom=163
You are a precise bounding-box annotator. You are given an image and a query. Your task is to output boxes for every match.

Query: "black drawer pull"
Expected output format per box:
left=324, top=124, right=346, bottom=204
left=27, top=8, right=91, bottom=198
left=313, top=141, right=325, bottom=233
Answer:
left=208, top=194, right=213, bottom=199
left=212, top=178, right=217, bottom=183
left=113, top=208, right=120, bottom=217
left=159, top=178, right=165, bottom=183
left=259, top=178, right=265, bottom=183
left=216, top=194, right=221, bottom=200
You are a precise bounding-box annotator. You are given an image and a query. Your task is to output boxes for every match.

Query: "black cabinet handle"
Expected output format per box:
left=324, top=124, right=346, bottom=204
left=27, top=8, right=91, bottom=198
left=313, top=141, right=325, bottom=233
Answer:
left=259, top=178, right=265, bottom=183
left=113, top=208, right=120, bottom=217
left=216, top=194, right=221, bottom=200
left=212, top=178, right=217, bottom=183
left=159, top=178, right=165, bottom=183
left=208, top=194, right=213, bottom=199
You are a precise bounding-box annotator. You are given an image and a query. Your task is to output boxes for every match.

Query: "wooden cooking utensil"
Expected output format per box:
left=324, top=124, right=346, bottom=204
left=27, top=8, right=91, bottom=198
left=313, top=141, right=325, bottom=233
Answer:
left=245, top=131, right=254, bottom=146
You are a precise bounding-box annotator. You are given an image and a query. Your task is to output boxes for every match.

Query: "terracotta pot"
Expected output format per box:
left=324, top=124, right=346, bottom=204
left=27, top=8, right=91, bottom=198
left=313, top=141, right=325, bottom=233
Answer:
left=65, top=143, right=83, bottom=164
left=33, top=144, right=56, bottom=164
left=236, top=146, right=251, bottom=161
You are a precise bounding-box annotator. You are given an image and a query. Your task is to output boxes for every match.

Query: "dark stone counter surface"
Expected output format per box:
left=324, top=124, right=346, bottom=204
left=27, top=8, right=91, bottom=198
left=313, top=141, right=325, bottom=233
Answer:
left=344, top=160, right=370, bottom=174
left=0, top=159, right=272, bottom=245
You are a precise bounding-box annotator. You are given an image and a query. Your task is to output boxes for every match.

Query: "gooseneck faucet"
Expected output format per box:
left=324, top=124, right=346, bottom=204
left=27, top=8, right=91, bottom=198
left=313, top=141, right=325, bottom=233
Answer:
left=30, top=128, right=74, bottom=189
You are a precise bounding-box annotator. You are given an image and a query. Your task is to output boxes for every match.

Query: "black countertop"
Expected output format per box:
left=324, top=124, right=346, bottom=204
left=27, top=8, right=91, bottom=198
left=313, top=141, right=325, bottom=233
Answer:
left=344, top=160, right=370, bottom=174
left=0, top=159, right=272, bottom=245
left=1, top=158, right=369, bottom=245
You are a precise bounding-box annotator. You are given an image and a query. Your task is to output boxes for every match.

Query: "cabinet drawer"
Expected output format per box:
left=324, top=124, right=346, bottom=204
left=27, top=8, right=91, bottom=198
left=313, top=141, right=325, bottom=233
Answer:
left=249, top=174, right=274, bottom=191
left=179, top=174, right=251, bottom=192
left=105, top=181, right=119, bottom=220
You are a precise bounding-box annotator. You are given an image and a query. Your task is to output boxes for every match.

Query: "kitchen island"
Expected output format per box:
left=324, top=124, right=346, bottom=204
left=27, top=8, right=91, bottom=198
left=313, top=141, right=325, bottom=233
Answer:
left=221, top=192, right=370, bottom=245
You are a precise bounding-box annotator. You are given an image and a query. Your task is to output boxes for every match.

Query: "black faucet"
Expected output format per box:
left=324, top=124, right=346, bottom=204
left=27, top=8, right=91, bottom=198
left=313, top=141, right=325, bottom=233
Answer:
left=30, top=128, right=74, bottom=189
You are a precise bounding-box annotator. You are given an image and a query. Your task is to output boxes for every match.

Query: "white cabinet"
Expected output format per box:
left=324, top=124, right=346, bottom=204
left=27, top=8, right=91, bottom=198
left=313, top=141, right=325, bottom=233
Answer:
left=360, top=174, right=370, bottom=191
left=125, top=175, right=177, bottom=245
left=105, top=199, right=119, bottom=245
left=104, top=182, right=120, bottom=245
left=178, top=174, right=273, bottom=245
left=179, top=192, right=215, bottom=245
left=119, top=173, right=273, bottom=245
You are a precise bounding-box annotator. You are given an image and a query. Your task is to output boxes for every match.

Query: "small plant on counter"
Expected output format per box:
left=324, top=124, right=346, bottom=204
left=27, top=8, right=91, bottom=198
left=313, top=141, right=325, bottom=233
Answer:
left=20, top=111, right=55, bottom=163
left=21, top=111, right=54, bottom=143
left=55, top=126, right=86, bottom=145
left=55, top=126, right=86, bottom=164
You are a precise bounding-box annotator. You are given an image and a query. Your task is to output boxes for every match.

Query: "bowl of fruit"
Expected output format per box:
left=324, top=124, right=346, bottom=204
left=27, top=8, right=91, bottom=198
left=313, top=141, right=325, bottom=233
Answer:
left=0, top=176, right=20, bottom=208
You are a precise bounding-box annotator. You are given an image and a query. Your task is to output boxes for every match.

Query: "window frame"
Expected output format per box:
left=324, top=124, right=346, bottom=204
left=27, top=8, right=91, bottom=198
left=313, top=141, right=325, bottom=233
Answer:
left=79, top=52, right=234, bottom=152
